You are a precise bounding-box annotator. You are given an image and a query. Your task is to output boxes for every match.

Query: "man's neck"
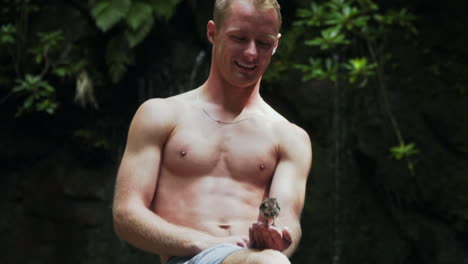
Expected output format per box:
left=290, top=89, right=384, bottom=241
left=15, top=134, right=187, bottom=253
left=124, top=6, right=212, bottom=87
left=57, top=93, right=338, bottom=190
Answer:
left=200, top=78, right=262, bottom=116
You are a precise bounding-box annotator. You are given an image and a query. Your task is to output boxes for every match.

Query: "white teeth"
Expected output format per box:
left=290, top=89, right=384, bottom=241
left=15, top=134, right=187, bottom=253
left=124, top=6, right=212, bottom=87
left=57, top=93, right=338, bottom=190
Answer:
left=236, top=61, right=255, bottom=69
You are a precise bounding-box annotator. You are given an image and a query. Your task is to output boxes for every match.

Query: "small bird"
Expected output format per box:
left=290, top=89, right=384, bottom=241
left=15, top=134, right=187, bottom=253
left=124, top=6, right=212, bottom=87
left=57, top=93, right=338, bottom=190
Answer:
left=259, top=198, right=280, bottom=226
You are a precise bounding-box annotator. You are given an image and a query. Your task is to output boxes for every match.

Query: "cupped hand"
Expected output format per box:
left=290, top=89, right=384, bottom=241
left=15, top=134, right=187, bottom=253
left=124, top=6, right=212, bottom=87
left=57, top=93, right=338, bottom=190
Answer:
left=249, top=222, right=292, bottom=251
left=222, top=235, right=250, bottom=248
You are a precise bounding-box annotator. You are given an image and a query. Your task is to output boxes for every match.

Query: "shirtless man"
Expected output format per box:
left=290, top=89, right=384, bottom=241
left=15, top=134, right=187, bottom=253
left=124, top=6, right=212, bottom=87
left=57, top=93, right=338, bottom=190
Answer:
left=112, top=0, right=312, bottom=263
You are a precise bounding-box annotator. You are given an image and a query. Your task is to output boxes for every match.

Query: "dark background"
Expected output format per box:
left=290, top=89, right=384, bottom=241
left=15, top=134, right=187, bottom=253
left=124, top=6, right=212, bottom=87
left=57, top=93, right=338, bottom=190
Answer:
left=1, top=0, right=467, bottom=263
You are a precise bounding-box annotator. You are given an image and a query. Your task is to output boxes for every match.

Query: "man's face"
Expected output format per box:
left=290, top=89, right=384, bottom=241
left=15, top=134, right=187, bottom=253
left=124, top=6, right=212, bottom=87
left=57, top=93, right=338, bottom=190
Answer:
left=209, top=0, right=281, bottom=88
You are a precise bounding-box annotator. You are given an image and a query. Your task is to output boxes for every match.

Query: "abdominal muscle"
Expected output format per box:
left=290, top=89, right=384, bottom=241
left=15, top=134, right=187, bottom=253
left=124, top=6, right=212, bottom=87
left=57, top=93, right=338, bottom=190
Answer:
left=152, top=169, right=267, bottom=238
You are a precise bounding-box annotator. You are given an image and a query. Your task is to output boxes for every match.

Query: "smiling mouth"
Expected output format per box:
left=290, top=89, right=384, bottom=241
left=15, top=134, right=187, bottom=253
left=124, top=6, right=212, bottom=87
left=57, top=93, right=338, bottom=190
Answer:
left=235, top=60, right=257, bottom=70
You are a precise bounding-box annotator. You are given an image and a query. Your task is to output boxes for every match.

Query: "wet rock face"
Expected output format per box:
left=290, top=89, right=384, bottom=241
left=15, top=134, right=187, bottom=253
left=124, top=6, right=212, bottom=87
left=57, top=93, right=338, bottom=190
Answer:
left=421, top=97, right=468, bottom=157
left=1, top=141, right=116, bottom=264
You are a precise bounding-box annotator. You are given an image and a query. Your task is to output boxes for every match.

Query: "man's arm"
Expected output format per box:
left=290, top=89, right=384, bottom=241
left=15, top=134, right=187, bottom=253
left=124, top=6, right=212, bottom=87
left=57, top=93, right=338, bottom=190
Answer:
left=113, top=99, right=248, bottom=258
left=250, top=122, right=312, bottom=257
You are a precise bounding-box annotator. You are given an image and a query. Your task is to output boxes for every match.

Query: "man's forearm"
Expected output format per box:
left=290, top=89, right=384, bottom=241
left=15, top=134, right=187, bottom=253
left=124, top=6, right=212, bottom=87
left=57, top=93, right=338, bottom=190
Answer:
left=113, top=204, right=217, bottom=257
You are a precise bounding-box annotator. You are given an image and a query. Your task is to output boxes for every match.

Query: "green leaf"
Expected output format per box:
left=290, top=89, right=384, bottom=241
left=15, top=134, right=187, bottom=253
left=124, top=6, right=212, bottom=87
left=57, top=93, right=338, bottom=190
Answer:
left=126, top=2, right=153, bottom=30
left=1, top=35, right=15, bottom=44
left=12, top=74, right=58, bottom=116
left=125, top=3, right=154, bottom=47
left=91, top=0, right=131, bottom=32
left=25, top=74, right=39, bottom=84
left=305, top=27, right=349, bottom=50
left=344, top=57, right=376, bottom=86
left=53, top=67, right=68, bottom=77
left=148, top=0, right=182, bottom=20
left=295, top=57, right=339, bottom=81
left=91, top=2, right=111, bottom=19
left=0, top=24, right=16, bottom=44
left=297, top=8, right=313, bottom=18
left=304, top=38, right=323, bottom=47
left=390, top=143, right=419, bottom=160
left=1, top=24, right=16, bottom=34
left=23, top=96, right=35, bottom=109
left=106, top=36, right=134, bottom=83
left=39, top=81, right=54, bottom=92
left=13, top=83, right=26, bottom=93
left=125, top=18, right=154, bottom=47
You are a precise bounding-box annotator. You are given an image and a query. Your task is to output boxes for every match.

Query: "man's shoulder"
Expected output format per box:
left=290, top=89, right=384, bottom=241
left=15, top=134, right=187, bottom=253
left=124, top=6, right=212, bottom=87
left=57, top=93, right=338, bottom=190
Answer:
left=260, top=103, right=310, bottom=150
left=138, top=89, right=196, bottom=114
left=131, top=92, right=190, bottom=132
left=272, top=119, right=310, bottom=145
left=261, top=103, right=309, bottom=138
left=267, top=117, right=312, bottom=163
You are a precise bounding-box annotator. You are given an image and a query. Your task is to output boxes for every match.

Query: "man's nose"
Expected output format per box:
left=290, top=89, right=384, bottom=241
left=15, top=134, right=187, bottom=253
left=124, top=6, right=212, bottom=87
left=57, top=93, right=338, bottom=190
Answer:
left=244, top=40, right=258, bottom=59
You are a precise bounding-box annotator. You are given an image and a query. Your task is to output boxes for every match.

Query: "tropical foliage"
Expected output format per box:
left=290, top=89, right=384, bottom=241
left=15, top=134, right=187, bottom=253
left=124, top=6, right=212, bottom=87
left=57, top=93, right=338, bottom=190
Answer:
left=287, top=0, right=420, bottom=170
left=1, top=1, right=468, bottom=264
left=0, top=0, right=181, bottom=116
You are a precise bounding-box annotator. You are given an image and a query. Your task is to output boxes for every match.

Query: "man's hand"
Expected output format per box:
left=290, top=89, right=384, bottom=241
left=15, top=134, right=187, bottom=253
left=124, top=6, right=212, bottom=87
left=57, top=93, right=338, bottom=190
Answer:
left=223, top=235, right=250, bottom=248
left=249, top=222, right=292, bottom=251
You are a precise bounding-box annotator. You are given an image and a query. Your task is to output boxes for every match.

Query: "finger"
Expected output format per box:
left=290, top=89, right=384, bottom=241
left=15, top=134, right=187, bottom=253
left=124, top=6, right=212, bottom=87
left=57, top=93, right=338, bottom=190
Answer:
left=243, top=236, right=250, bottom=247
left=271, top=227, right=283, bottom=241
left=267, top=226, right=284, bottom=249
left=239, top=236, right=249, bottom=248
left=282, top=227, right=293, bottom=243
left=262, top=226, right=276, bottom=248
left=253, top=224, right=265, bottom=248
left=262, top=225, right=280, bottom=246
left=267, top=225, right=283, bottom=237
left=249, top=227, right=256, bottom=248
left=258, top=214, right=266, bottom=223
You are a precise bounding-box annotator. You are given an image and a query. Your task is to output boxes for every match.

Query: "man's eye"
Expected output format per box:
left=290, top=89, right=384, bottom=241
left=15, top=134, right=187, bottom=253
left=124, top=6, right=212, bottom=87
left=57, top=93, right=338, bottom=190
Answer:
left=258, top=41, right=273, bottom=47
left=232, top=36, right=245, bottom=41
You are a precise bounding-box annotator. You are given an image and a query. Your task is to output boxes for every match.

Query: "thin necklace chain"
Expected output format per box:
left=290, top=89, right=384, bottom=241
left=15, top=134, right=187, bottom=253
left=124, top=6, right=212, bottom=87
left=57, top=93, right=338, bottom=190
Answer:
left=197, top=89, right=254, bottom=125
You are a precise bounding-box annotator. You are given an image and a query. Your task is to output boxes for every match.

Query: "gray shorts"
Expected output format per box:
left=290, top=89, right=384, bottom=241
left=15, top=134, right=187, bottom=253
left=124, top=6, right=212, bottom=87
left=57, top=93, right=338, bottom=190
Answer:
left=167, top=244, right=243, bottom=264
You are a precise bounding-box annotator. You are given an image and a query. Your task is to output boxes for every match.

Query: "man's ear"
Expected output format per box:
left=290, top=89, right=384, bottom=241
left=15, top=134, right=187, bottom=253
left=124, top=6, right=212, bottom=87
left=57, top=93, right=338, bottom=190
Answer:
left=272, top=33, right=282, bottom=55
left=207, top=20, right=217, bottom=44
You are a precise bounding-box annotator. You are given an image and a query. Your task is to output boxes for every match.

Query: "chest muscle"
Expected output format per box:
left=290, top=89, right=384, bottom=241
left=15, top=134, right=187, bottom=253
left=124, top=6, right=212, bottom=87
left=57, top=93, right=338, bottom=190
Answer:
left=162, top=121, right=277, bottom=185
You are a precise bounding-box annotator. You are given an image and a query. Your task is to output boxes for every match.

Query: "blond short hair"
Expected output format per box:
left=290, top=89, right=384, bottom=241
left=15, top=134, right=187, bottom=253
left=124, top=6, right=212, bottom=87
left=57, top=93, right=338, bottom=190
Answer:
left=213, top=0, right=282, bottom=30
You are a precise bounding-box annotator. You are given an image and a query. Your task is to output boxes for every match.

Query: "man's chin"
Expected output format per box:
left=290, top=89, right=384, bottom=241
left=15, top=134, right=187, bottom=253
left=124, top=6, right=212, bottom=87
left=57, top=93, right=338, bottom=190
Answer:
left=231, top=71, right=262, bottom=85
left=229, top=78, right=260, bottom=89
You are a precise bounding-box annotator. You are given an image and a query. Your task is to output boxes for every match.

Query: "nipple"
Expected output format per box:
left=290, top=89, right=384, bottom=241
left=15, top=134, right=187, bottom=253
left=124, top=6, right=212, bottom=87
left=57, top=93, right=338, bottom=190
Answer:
left=259, top=164, right=265, bottom=170
left=180, top=151, right=187, bottom=157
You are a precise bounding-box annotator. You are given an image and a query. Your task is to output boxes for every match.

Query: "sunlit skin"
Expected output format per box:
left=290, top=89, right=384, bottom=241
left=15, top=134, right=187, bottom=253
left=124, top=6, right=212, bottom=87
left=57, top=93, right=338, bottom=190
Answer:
left=112, top=1, right=312, bottom=264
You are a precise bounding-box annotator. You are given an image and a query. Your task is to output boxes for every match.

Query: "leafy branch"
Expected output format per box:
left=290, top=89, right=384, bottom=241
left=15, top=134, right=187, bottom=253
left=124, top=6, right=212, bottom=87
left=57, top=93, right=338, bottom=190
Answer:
left=0, top=0, right=182, bottom=116
left=293, top=0, right=419, bottom=173
left=89, top=0, right=182, bottom=83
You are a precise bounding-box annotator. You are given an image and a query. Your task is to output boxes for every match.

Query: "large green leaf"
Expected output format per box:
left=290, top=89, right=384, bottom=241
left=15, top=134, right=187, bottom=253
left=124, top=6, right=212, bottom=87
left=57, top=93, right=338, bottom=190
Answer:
left=125, top=15, right=154, bottom=48
left=126, top=2, right=153, bottom=30
left=106, top=36, right=134, bottom=83
left=125, top=2, right=154, bottom=47
left=148, top=0, right=182, bottom=20
left=91, top=0, right=131, bottom=32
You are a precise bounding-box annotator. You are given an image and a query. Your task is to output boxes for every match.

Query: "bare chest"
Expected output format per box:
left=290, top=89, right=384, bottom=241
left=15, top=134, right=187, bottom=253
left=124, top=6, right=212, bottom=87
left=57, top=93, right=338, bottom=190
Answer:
left=162, top=117, right=278, bottom=184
